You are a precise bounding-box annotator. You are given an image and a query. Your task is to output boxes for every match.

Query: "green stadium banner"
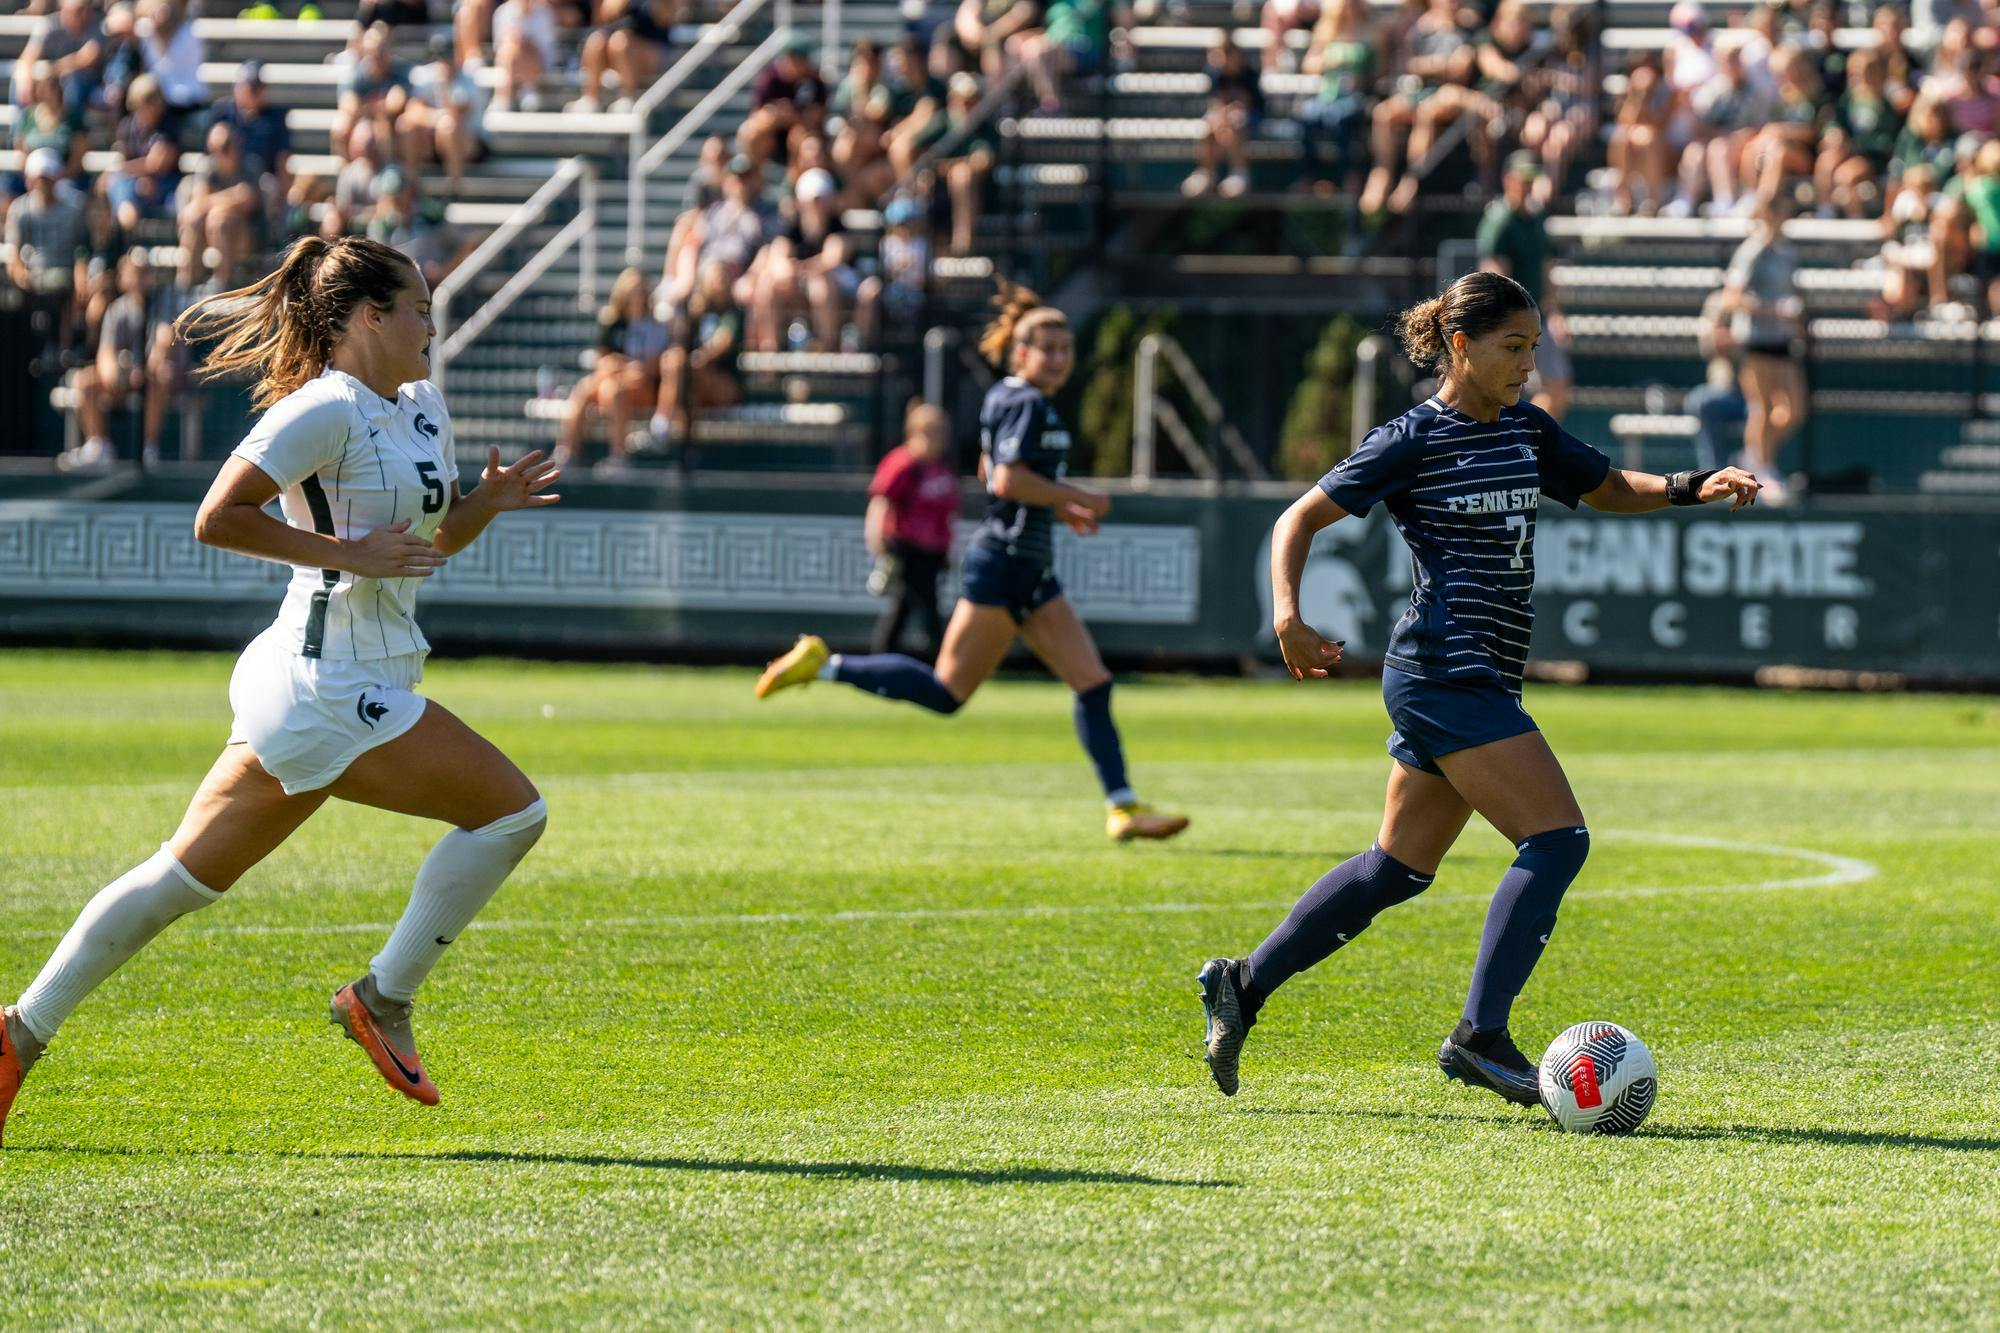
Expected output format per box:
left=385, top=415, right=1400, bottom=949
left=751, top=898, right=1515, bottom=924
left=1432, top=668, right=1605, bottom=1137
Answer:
left=2, top=483, right=1995, bottom=682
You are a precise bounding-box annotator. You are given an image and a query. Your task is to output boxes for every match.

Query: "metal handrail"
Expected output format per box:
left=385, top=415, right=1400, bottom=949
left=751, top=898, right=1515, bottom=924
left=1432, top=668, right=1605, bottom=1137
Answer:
left=1351, top=334, right=1383, bottom=452
left=819, top=0, right=841, bottom=83
left=1132, top=332, right=1267, bottom=487
left=625, top=0, right=792, bottom=266
left=432, top=157, right=597, bottom=396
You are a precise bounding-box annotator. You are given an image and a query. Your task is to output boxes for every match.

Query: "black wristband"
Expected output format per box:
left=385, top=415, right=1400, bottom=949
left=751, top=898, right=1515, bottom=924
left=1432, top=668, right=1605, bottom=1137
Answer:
left=1666, top=468, right=1717, bottom=506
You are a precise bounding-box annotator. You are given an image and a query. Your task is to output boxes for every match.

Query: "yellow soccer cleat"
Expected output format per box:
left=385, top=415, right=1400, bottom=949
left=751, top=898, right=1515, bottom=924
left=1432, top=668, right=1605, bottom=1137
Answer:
left=755, top=634, right=830, bottom=699
left=1107, top=802, right=1190, bottom=843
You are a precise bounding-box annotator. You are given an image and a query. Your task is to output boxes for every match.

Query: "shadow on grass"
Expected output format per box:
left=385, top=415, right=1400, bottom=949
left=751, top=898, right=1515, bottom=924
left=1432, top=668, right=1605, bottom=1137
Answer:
left=351, top=1149, right=1233, bottom=1187
left=16, top=1143, right=1231, bottom=1187
left=1298, top=1107, right=2000, bottom=1153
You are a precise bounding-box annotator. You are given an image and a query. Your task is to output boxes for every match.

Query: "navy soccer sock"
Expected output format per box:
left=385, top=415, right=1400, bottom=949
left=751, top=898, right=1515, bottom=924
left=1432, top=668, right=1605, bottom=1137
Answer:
left=1462, top=825, right=1591, bottom=1032
left=829, top=653, right=961, bottom=714
left=1241, top=845, right=1435, bottom=1024
left=1072, top=681, right=1133, bottom=806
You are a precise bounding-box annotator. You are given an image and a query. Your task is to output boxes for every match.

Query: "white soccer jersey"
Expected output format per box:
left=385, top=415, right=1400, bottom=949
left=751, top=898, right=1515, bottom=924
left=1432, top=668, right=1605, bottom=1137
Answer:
left=232, top=367, right=455, bottom=661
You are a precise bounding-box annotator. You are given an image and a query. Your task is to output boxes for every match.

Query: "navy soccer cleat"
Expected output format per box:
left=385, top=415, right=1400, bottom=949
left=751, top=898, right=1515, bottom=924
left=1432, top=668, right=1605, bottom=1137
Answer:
left=1438, top=1022, right=1542, bottom=1107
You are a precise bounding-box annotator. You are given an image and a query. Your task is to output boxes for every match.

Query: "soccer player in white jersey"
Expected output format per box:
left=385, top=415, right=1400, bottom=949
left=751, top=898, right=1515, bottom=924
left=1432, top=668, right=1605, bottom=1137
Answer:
left=1195, top=271, right=1763, bottom=1106
left=0, top=236, right=562, bottom=1140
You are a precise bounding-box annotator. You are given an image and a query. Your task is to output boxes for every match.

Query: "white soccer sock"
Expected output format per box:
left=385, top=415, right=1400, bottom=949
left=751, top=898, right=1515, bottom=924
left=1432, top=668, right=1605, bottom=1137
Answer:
left=817, top=654, right=842, bottom=681
left=16, top=847, right=222, bottom=1045
left=369, top=799, right=547, bottom=1003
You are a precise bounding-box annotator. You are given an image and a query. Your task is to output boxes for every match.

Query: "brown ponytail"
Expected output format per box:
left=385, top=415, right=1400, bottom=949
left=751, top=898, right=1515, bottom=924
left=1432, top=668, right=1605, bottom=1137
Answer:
left=978, top=277, right=1068, bottom=370
left=175, top=235, right=416, bottom=411
left=1394, top=294, right=1450, bottom=376
left=1393, top=270, right=1537, bottom=374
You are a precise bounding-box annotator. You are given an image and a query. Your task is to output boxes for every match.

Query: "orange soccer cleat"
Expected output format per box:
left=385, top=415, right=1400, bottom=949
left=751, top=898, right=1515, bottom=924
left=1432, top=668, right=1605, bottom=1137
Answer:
left=330, top=975, right=440, bottom=1106
left=0, top=1005, right=43, bottom=1148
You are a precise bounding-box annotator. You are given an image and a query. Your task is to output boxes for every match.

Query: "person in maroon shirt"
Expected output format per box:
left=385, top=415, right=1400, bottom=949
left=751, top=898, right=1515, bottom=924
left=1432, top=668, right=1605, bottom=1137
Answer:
left=866, top=401, right=959, bottom=656
left=739, top=38, right=829, bottom=166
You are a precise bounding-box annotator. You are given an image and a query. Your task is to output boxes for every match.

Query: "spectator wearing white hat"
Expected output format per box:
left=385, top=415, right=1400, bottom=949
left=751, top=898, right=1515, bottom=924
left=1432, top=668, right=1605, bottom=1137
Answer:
left=7, top=147, right=88, bottom=347
left=768, top=166, right=873, bottom=351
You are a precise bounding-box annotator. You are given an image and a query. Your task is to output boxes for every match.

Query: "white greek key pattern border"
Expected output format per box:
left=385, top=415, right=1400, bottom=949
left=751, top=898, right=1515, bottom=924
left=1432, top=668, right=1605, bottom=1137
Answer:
left=0, top=503, right=1200, bottom=624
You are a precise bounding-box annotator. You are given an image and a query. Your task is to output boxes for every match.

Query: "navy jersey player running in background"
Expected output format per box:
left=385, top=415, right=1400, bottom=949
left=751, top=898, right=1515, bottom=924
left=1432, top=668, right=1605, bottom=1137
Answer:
left=754, top=282, right=1189, bottom=842
left=1197, top=271, right=1760, bottom=1105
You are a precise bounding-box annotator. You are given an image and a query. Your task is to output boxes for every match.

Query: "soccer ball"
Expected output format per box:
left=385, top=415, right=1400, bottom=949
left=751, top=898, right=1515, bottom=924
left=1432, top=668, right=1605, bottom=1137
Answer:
left=1538, top=1021, right=1657, bottom=1135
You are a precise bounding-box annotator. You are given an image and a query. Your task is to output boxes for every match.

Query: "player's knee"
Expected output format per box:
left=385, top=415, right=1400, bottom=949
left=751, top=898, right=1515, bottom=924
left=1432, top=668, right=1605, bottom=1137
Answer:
left=469, top=795, right=547, bottom=852
left=1519, top=824, right=1590, bottom=870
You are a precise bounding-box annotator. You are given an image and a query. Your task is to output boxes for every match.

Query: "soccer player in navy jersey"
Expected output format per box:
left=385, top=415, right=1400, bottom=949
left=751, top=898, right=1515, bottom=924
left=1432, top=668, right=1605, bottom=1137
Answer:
left=1197, top=270, right=1761, bottom=1105
left=754, top=282, right=1188, bottom=842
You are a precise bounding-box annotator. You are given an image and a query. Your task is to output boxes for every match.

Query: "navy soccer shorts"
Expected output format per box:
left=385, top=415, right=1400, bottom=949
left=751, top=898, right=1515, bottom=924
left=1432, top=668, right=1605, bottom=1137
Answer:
left=1382, top=664, right=1541, bottom=775
left=960, top=540, right=1063, bottom=623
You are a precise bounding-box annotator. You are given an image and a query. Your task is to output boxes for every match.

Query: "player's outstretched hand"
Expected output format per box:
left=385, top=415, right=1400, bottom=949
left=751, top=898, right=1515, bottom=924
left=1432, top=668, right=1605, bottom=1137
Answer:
left=344, top=520, right=446, bottom=579
left=478, top=445, right=563, bottom=511
left=1702, top=466, right=1761, bottom=511
left=1058, top=500, right=1101, bottom=535
left=1275, top=618, right=1345, bottom=680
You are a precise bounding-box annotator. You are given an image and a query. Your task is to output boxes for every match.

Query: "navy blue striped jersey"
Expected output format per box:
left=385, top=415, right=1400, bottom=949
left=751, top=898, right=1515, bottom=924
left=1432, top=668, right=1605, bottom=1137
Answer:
left=974, top=375, right=1071, bottom=565
left=1319, top=396, right=1611, bottom=693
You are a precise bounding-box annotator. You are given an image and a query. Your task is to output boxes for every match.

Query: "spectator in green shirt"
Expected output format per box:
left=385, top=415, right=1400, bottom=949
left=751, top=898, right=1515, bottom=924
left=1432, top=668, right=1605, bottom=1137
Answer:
left=1954, top=137, right=2000, bottom=315
left=1477, top=152, right=1571, bottom=420
left=1013, top=0, right=1113, bottom=114
left=1814, top=49, right=1903, bottom=219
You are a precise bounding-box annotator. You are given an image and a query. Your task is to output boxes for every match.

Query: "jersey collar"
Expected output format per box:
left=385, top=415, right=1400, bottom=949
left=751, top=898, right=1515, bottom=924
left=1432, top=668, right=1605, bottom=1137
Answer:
left=319, top=365, right=403, bottom=415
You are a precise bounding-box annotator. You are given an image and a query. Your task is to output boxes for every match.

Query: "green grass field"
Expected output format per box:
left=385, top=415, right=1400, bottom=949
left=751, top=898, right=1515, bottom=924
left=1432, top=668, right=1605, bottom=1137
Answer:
left=2, top=649, right=1997, bottom=1328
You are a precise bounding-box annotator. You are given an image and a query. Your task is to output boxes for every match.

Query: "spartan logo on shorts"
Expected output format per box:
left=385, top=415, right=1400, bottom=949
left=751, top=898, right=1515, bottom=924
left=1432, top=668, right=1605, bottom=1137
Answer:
left=413, top=412, right=440, bottom=439
left=356, top=692, right=391, bottom=728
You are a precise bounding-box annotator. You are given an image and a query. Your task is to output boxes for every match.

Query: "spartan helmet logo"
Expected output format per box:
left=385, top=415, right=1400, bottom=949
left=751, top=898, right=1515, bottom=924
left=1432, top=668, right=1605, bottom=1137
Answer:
left=413, top=411, right=440, bottom=439
left=1256, top=523, right=1378, bottom=653
left=356, top=693, right=391, bottom=728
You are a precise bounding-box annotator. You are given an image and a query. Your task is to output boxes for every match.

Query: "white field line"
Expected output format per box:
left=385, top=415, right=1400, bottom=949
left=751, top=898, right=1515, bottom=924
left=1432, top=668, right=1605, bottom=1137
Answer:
left=0, top=829, right=1877, bottom=942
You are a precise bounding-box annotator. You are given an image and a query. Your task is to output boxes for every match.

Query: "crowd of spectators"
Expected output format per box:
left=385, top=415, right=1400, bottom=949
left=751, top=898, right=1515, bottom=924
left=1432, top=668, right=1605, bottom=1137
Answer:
left=1, top=1, right=507, bottom=469
left=21, top=0, right=2000, bottom=476
left=1159, top=0, right=1604, bottom=210
left=1595, top=0, right=2000, bottom=327
left=546, top=14, right=1046, bottom=468
left=0, top=0, right=1084, bottom=469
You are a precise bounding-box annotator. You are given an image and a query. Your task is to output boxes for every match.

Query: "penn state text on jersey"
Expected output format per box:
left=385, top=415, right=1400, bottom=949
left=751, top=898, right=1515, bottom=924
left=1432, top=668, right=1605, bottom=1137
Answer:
left=1320, top=397, right=1610, bottom=693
